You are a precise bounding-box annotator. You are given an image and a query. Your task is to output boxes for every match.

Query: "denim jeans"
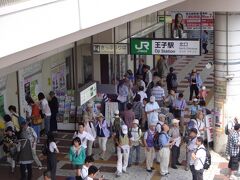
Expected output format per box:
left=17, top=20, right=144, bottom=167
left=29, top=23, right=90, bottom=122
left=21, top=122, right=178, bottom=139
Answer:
left=44, top=116, right=51, bottom=134
left=32, top=125, right=40, bottom=138
left=129, top=145, right=140, bottom=165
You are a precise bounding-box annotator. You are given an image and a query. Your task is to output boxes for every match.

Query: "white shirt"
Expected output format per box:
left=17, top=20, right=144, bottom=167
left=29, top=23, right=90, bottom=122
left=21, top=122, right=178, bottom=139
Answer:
left=138, top=91, right=147, bottom=106
left=87, top=177, right=93, bottom=180
left=41, top=99, right=51, bottom=116
left=145, top=102, right=160, bottom=125
left=81, top=165, right=88, bottom=180
left=73, top=131, right=95, bottom=149
left=194, top=144, right=206, bottom=170
left=49, top=142, right=57, bottom=153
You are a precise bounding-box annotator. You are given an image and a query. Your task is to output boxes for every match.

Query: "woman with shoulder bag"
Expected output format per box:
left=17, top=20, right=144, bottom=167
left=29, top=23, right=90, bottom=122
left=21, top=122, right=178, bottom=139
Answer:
left=26, top=97, right=43, bottom=141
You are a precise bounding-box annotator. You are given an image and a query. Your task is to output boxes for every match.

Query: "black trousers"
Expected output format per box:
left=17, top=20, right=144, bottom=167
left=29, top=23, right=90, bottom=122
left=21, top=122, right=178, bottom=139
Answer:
left=202, top=43, right=208, bottom=54
left=171, top=145, right=180, bottom=167
left=190, top=165, right=204, bottom=180
left=47, top=153, right=57, bottom=180
left=50, top=113, right=58, bottom=132
left=20, top=163, right=32, bottom=180
left=189, top=85, right=199, bottom=101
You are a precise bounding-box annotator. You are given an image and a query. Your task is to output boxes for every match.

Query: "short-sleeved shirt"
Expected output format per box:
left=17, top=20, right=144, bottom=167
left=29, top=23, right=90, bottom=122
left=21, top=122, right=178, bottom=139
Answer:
left=49, top=142, right=57, bottom=153
left=40, top=99, right=51, bottom=116
left=145, top=102, right=160, bottom=125
left=159, top=132, right=170, bottom=147
left=194, top=144, right=206, bottom=170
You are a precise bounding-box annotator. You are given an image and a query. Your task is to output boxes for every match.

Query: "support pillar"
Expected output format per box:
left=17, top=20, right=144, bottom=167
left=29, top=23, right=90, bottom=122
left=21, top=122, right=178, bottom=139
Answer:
left=214, top=12, right=240, bottom=153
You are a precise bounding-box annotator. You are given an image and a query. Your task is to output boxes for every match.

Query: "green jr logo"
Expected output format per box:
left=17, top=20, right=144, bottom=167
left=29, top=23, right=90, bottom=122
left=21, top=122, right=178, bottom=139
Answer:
left=135, top=41, right=150, bottom=50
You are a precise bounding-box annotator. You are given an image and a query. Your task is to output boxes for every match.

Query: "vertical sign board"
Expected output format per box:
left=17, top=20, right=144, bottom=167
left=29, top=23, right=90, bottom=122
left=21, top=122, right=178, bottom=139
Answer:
left=105, top=102, right=119, bottom=125
left=80, top=83, right=97, bottom=106
left=130, top=38, right=200, bottom=56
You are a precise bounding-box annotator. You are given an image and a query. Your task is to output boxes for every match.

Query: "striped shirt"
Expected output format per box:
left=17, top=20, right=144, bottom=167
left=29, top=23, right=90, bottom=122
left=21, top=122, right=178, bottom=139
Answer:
left=151, top=86, right=165, bottom=101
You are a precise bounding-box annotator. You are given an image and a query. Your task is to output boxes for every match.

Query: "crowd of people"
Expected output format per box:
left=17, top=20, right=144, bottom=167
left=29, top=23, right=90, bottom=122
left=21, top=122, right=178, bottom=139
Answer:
left=0, top=57, right=213, bottom=180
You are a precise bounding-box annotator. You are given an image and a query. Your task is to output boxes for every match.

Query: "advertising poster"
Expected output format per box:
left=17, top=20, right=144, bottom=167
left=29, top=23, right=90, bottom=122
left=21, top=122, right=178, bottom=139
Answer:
left=205, top=114, right=214, bottom=142
left=24, top=79, right=40, bottom=101
left=171, top=12, right=214, bottom=30
left=51, top=64, right=66, bottom=91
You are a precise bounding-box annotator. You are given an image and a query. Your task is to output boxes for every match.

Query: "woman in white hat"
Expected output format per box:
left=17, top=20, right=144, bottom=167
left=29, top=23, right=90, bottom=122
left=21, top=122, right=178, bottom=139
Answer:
left=129, top=119, right=142, bottom=166
left=96, top=113, right=110, bottom=160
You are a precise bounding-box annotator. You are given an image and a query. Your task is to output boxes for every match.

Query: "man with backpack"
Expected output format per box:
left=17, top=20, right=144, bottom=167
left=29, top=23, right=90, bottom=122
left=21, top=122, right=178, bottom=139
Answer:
left=143, top=123, right=156, bottom=173
left=114, top=125, right=132, bottom=177
left=129, top=119, right=142, bottom=166
left=191, top=136, right=207, bottom=180
left=159, top=123, right=175, bottom=176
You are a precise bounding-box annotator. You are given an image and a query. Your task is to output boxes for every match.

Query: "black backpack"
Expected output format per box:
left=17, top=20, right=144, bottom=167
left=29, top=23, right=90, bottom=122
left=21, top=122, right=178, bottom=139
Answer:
left=198, top=147, right=211, bottom=170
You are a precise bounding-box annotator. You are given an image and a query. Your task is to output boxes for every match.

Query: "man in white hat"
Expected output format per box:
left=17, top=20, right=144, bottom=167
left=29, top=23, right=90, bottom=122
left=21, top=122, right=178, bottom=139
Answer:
left=143, top=122, right=156, bottom=173
left=159, top=123, right=175, bottom=176
left=114, top=125, right=132, bottom=177
left=190, top=98, right=201, bottom=119
left=129, top=119, right=142, bottom=166
left=145, top=96, right=160, bottom=127
left=169, top=119, right=181, bottom=169
left=112, top=110, right=125, bottom=136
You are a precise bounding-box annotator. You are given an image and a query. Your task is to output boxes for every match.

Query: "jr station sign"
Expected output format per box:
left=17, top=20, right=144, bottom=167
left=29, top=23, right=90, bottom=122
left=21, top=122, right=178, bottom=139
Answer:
left=130, top=38, right=201, bottom=56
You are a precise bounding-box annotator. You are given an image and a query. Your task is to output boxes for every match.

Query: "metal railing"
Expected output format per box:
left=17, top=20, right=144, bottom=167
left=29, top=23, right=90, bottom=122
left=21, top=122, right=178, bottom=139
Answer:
left=0, top=0, right=31, bottom=7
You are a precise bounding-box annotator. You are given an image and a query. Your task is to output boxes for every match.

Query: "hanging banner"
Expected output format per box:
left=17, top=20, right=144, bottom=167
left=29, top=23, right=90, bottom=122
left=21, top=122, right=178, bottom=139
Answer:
left=130, top=38, right=200, bottom=56
left=93, top=44, right=128, bottom=54
left=105, top=102, right=119, bottom=125
left=205, top=114, right=214, bottom=142
left=51, top=64, right=66, bottom=91
left=171, top=12, right=214, bottom=30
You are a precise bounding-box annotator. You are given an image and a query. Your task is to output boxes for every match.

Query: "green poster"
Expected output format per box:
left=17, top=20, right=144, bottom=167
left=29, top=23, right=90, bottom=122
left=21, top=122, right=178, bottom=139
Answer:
left=0, top=95, right=5, bottom=118
left=30, top=80, right=38, bottom=101
left=130, top=39, right=152, bottom=55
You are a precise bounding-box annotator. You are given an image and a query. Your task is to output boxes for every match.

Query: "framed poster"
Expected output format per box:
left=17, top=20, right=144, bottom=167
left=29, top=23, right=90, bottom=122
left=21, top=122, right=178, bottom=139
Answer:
left=51, top=63, right=66, bottom=91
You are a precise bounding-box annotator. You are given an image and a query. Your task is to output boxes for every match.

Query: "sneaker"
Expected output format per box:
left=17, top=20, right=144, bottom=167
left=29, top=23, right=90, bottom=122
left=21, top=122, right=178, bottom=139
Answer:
left=146, top=169, right=152, bottom=173
left=123, top=170, right=129, bottom=174
left=230, top=175, right=237, bottom=180
left=116, top=171, right=122, bottom=177
left=176, top=162, right=182, bottom=165
left=171, top=166, right=178, bottom=169
left=127, top=164, right=132, bottom=167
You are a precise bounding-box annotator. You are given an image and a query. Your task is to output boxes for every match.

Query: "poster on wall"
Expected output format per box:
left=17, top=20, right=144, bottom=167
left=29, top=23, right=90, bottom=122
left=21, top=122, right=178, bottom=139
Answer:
left=205, top=114, right=214, bottom=143
left=24, top=78, right=40, bottom=101
left=51, top=64, right=66, bottom=91
left=171, top=12, right=214, bottom=30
